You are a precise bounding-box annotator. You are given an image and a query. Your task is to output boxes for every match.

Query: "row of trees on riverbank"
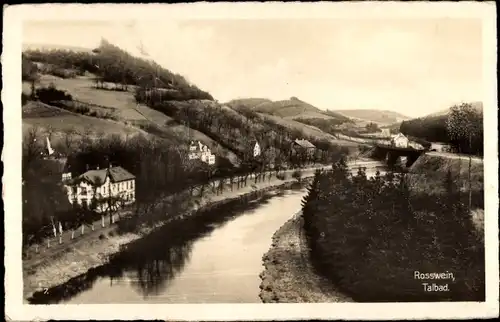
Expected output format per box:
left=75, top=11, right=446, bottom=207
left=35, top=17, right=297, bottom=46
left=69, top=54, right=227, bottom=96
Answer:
left=23, top=125, right=347, bottom=247
left=301, top=158, right=485, bottom=302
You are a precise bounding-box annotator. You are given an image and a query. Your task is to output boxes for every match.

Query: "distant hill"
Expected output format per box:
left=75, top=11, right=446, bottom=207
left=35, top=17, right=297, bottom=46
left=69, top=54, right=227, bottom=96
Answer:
left=333, top=109, right=411, bottom=125
left=23, top=43, right=95, bottom=53
left=226, top=97, right=351, bottom=122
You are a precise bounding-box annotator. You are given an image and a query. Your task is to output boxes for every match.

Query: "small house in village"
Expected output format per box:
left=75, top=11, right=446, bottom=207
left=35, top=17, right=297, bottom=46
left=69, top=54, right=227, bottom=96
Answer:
left=291, top=139, right=316, bottom=156
left=390, top=133, right=409, bottom=148
left=62, top=165, right=136, bottom=213
left=188, top=140, right=216, bottom=165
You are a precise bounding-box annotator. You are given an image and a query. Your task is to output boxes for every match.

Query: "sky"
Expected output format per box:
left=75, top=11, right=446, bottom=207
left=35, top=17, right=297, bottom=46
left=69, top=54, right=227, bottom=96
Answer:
left=23, top=18, right=483, bottom=117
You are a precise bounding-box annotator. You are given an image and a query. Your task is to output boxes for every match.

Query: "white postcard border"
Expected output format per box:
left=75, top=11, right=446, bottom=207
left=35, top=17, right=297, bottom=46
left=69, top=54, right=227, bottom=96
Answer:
left=3, top=2, right=498, bottom=321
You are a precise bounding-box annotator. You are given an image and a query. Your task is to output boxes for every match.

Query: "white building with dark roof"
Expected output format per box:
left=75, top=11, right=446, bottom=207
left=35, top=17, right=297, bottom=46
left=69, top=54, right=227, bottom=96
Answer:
left=63, top=165, right=136, bottom=213
left=188, top=140, right=216, bottom=165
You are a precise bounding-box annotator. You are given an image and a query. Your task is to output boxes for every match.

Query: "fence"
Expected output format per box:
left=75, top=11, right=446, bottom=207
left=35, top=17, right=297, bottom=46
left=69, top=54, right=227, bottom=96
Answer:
left=23, top=211, right=128, bottom=261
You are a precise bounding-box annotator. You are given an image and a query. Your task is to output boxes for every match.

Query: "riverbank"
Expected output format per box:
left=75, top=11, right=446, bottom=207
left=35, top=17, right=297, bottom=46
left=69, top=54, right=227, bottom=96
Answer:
left=23, top=168, right=322, bottom=301
left=259, top=213, right=352, bottom=303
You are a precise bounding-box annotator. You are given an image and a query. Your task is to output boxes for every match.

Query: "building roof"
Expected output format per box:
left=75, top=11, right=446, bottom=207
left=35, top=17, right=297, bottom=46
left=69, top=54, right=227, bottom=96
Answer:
left=391, top=133, right=407, bottom=140
left=68, top=166, right=135, bottom=186
left=293, top=139, right=316, bottom=149
left=108, top=166, right=136, bottom=182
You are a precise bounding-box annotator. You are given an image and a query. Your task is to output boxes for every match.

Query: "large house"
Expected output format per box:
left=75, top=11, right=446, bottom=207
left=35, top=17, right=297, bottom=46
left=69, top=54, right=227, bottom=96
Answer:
left=62, top=165, right=136, bottom=213
left=188, top=140, right=216, bottom=165
left=390, top=133, right=409, bottom=148
left=291, top=139, right=316, bottom=156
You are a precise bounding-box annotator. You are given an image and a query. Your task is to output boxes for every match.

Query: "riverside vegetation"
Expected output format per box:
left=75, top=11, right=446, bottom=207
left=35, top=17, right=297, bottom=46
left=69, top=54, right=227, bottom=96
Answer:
left=301, top=157, right=485, bottom=302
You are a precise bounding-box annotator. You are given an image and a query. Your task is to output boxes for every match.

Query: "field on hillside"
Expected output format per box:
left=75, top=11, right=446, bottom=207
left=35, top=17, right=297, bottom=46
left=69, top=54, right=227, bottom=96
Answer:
left=408, top=154, right=484, bottom=194
left=334, top=109, right=410, bottom=126
left=22, top=101, right=150, bottom=146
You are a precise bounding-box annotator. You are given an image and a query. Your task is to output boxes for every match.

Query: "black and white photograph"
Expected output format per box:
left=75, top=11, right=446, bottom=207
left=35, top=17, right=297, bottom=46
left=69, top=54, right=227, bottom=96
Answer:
left=3, top=2, right=498, bottom=321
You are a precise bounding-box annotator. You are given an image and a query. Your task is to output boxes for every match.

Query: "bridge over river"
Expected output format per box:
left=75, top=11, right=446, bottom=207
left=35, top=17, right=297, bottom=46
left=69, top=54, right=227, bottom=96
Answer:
left=372, top=144, right=426, bottom=168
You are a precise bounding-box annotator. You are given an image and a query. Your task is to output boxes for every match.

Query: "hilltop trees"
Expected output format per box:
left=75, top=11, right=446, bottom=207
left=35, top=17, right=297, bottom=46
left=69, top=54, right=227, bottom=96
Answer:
left=400, top=102, right=483, bottom=157
left=446, top=103, right=483, bottom=211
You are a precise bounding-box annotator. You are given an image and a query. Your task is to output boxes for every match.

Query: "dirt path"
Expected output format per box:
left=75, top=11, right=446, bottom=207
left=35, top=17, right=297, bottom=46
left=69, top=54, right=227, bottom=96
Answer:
left=259, top=212, right=352, bottom=303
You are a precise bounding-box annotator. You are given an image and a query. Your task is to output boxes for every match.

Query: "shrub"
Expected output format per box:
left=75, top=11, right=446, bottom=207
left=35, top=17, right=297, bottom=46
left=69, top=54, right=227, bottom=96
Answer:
left=276, top=173, right=286, bottom=180
left=292, top=170, right=302, bottom=181
left=36, top=84, right=73, bottom=104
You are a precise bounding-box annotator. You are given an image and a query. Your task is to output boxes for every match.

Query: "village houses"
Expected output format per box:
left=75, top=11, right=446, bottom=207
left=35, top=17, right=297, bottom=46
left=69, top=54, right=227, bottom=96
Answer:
left=188, top=140, right=216, bottom=165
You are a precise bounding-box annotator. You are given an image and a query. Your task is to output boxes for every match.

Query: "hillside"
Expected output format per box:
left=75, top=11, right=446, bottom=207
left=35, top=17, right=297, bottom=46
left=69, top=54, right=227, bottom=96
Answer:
left=226, top=97, right=351, bottom=122
left=333, top=109, right=411, bottom=125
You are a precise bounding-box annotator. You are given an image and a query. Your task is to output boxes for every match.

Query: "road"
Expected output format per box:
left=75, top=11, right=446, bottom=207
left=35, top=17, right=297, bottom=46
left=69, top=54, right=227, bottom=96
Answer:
left=426, top=151, right=483, bottom=163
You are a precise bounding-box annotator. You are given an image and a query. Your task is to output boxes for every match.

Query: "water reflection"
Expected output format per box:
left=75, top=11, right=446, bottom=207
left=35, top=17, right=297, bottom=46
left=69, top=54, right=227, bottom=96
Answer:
left=29, top=185, right=304, bottom=304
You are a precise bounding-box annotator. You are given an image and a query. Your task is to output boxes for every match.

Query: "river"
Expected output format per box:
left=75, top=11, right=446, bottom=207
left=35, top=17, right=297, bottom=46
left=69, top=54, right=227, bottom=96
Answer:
left=32, top=186, right=307, bottom=304
left=29, top=165, right=385, bottom=304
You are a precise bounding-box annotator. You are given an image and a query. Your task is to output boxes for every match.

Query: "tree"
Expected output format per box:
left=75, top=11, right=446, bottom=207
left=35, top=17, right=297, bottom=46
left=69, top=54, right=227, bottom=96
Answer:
left=22, top=55, right=39, bottom=99
left=446, top=103, right=482, bottom=211
left=366, top=122, right=379, bottom=133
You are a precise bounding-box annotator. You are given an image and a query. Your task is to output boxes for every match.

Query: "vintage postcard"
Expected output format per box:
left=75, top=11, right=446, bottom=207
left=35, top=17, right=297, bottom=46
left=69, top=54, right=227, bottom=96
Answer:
left=3, top=2, right=498, bottom=321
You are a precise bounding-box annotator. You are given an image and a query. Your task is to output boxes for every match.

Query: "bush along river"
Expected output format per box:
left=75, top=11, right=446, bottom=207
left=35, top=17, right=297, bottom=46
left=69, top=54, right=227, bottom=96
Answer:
left=28, top=181, right=310, bottom=304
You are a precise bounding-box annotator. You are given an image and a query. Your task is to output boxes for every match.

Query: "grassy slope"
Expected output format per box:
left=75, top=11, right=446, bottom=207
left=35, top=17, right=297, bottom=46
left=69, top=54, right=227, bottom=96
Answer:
left=333, top=109, right=411, bottom=125
left=408, top=153, right=484, bottom=194
left=25, top=75, right=241, bottom=165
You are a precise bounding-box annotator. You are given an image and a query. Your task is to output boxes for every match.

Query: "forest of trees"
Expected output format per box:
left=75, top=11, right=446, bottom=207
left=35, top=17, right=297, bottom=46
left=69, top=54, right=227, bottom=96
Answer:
left=400, top=103, right=483, bottom=156
left=23, top=39, right=213, bottom=101
left=301, top=158, right=485, bottom=302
